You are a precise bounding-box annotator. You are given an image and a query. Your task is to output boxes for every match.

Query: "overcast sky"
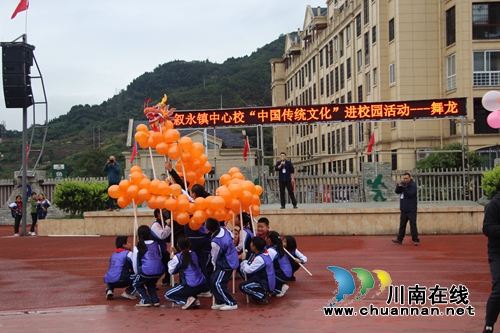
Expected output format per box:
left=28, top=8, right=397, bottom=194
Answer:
left=0, top=0, right=315, bottom=131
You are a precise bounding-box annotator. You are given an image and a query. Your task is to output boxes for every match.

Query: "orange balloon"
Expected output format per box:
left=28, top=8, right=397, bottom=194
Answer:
left=214, top=208, right=227, bottom=221
left=187, top=203, right=196, bottom=215
left=205, top=208, right=214, bottom=219
left=252, top=194, right=261, bottom=206
left=134, top=131, right=148, bottom=143
left=170, top=184, right=182, bottom=197
left=157, top=181, right=169, bottom=195
left=250, top=205, right=261, bottom=217
left=230, top=198, right=241, bottom=214
left=108, top=185, right=122, bottom=199
left=139, top=178, right=151, bottom=189
left=178, top=137, right=193, bottom=152
left=117, top=195, right=131, bottom=208
left=180, top=151, right=192, bottom=163
left=176, top=211, right=190, bottom=226
left=130, top=171, right=143, bottom=185
left=188, top=218, right=202, bottom=230
left=211, top=196, right=226, bottom=211
left=231, top=172, right=244, bottom=180
left=201, top=161, right=212, bottom=174
left=156, top=141, right=169, bottom=155
left=138, top=188, right=150, bottom=202
left=168, top=144, right=181, bottom=160
left=229, top=183, right=243, bottom=199
left=192, top=210, right=208, bottom=224
left=185, top=170, right=197, bottom=183
left=126, top=185, right=139, bottom=199
left=119, top=180, right=131, bottom=193
left=198, top=154, right=208, bottom=165
left=190, top=142, right=204, bottom=159
left=164, top=197, right=178, bottom=211
left=136, top=123, right=149, bottom=133
left=150, top=179, right=161, bottom=194
left=139, top=140, right=149, bottom=149
left=194, top=197, right=207, bottom=211
left=155, top=195, right=166, bottom=208
left=217, top=187, right=232, bottom=207
left=130, top=166, right=142, bottom=174
left=147, top=195, right=158, bottom=209
left=255, top=185, right=263, bottom=196
left=239, top=190, right=253, bottom=207
left=220, top=174, right=231, bottom=186
left=228, top=167, right=240, bottom=176
left=177, top=198, right=190, bottom=212
left=147, top=135, right=156, bottom=148
left=164, top=120, right=174, bottom=130
left=241, top=180, right=256, bottom=194
left=151, top=132, right=163, bottom=146
left=196, top=176, right=205, bottom=186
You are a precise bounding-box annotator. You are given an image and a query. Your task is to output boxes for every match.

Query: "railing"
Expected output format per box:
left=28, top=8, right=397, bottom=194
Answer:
left=0, top=170, right=490, bottom=208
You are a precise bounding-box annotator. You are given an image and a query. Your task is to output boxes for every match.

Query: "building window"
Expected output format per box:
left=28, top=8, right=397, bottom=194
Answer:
left=473, top=50, right=500, bottom=86
left=319, top=49, right=323, bottom=67
left=322, top=134, right=325, bottom=152
left=330, top=70, right=334, bottom=95
left=308, top=61, right=312, bottom=82
left=340, top=63, right=345, bottom=89
left=364, top=32, right=370, bottom=64
left=357, top=50, right=362, bottom=71
left=391, top=149, right=398, bottom=170
left=320, top=78, right=324, bottom=95
left=313, top=83, right=316, bottom=100
left=472, top=2, right=500, bottom=40
left=346, top=58, right=351, bottom=79
left=450, top=119, right=457, bottom=136
left=356, top=14, right=362, bottom=37
left=341, top=128, right=346, bottom=152
left=366, top=72, right=371, bottom=94
left=363, top=0, right=370, bottom=25
left=446, top=53, right=457, bottom=91
left=358, top=85, right=363, bottom=102
left=346, top=24, right=351, bottom=45
left=341, top=95, right=345, bottom=103
left=325, top=46, right=329, bottom=68
left=348, top=125, right=353, bottom=145
left=335, top=67, right=339, bottom=92
left=347, top=91, right=352, bottom=102
left=389, top=62, right=396, bottom=85
left=329, top=40, right=334, bottom=65
left=446, top=6, right=456, bottom=46
left=312, top=56, right=316, bottom=73
left=372, top=26, right=377, bottom=43
left=389, top=18, right=395, bottom=42
left=373, top=67, right=378, bottom=85
left=326, top=74, right=330, bottom=97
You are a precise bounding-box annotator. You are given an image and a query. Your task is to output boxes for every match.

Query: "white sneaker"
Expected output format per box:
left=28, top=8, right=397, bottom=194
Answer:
left=14, top=233, right=20, bottom=237
left=220, top=304, right=238, bottom=311
left=211, top=303, right=226, bottom=310
left=29, top=232, right=36, bottom=236
left=193, top=299, right=201, bottom=307
left=121, top=292, right=137, bottom=300
left=197, top=291, right=212, bottom=298
left=181, top=296, right=196, bottom=310
left=276, top=284, right=289, bottom=298
left=106, top=290, right=114, bottom=300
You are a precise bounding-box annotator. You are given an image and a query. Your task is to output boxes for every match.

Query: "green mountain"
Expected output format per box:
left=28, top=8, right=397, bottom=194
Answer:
left=0, top=35, right=285, bottom=178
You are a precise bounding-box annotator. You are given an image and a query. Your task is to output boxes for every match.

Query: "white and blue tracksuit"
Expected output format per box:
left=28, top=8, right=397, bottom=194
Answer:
left=268, top=246, right=293, bottom=292
left=104, top=248, right=134, bottom=294
left=132, top=240, right=164, bottom=305
left=239, top=250, right=276, bottom=300
left=210, top=227, right=239, bottom=306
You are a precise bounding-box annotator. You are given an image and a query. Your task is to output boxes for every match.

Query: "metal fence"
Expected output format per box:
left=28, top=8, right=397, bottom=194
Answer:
left=0, top=170, right=490, bottom=208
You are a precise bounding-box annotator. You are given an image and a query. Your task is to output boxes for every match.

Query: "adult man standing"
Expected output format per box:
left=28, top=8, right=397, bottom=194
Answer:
left=392, top=172, right=419, bottom=246
left=274, top=152, right=297, bottom=209
left=482, top=186, right=500, bottom=333
left=103, top=155, right=121, bottom=212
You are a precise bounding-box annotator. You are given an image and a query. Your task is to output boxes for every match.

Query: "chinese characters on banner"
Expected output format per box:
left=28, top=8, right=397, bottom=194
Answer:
left=172, top=98, right=467, bottom=129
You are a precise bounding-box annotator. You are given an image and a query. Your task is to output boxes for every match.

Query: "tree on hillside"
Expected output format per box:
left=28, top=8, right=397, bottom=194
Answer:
left=416, top=143, right=483, bottom=170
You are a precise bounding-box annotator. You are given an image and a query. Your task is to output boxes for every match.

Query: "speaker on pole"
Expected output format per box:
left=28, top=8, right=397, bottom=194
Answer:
left=1, top=42, right=35, bottom=109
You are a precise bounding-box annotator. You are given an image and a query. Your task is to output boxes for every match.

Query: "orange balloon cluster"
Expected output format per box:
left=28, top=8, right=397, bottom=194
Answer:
left=133, top=122, right=211, bottom=189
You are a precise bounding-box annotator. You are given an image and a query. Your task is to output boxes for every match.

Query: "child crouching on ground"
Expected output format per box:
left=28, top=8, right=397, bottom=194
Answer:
left=283, top=235, right=308, bottom=281
left=239, top=236, right=275, bottom=305
left=164, top=237, right=206, bottom=310
left=266, top=231, right=293, bottom=297
left=104, top=236, right=136, bottom=300
left=132, top=225, right=164, bottom=307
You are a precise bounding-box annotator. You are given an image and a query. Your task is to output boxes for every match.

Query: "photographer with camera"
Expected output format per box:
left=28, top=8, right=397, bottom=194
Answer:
left=392, top=172, right=419, bottom=246
left=103, top=155, right=121, bottom=212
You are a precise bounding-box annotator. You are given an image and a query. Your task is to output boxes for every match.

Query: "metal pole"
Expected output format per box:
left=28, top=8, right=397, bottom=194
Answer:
left=21, top=107, right=28, bottom=235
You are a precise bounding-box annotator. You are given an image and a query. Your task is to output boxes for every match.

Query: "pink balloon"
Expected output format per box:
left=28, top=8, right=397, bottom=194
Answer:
left=487, top=111, right=500, bottom=129
left=482, top=90, right=500, bottom=112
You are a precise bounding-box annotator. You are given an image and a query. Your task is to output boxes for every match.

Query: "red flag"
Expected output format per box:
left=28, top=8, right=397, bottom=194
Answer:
left=367, top=132, right=375, bottom=154
left=243, top=136, right=250, bottom=161
left=130, top=140, right=137, bottom=163
left=11, top=0, right=29, bottom=19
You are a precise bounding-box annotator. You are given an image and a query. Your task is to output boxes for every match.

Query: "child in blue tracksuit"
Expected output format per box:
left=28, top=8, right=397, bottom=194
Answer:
left=283, top=235, right=308, bottom=281
left=104, top=236, right=136, bottom=300
left=239, top=236, right=276, bottom=305
left=164, top=237, right=207, bottom=309
left=266, top=231, right=293, bottom=297
left=150, top=208, right=171, bottom=286
left=132, top=225, right=164, bottom=307
left=206, top=217, right=239, bottom=311
left=235, top=212, right=254, bottom=261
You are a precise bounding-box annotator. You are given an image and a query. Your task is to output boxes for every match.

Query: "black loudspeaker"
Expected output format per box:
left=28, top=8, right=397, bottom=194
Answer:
left=1, top=42, right=35, bottom=108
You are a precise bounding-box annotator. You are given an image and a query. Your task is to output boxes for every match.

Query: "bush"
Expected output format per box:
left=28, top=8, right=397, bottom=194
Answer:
left=53, top=180, right=108, bottom=216
left=482, top=166, right=500, bottom=199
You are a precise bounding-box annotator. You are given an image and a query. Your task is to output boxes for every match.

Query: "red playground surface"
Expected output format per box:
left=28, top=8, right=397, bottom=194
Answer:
left=0, top=226, right=490, bottom=333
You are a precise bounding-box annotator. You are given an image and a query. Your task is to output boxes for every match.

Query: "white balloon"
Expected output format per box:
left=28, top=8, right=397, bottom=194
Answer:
left=482, top=90, right=500, bottom=112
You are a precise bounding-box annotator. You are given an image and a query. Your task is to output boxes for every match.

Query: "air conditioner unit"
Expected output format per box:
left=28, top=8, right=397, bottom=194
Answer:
left=416, top=148, right=431, bottom=161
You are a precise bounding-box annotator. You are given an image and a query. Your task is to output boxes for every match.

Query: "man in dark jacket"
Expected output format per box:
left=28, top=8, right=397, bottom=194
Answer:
left=482, top=188, right=500, bottom=333
left=274, top=152, right=297, bottom=209
left=103, top=155, right=121, bottom=211
left=392, top=172, right=419, bottom=246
